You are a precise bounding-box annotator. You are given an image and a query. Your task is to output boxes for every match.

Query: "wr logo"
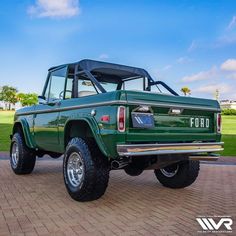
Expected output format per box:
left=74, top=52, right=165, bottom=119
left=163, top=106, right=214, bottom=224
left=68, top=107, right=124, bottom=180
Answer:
left=196, top=217, right=233, bottom=232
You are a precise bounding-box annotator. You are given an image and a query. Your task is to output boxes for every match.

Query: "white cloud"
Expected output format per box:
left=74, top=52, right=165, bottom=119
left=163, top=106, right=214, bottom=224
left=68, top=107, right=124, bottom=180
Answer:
left=176, top=56, right=192, bottom=64
left=181, top=59, right=236, bottom=83
left=221, top=59, right=236, bottom=71
left=180, top=59, right=236, bottom=99
left=28, top=0, right=80, bottom=18
left=98, top=54, right=109, bottom=60
left=193, top=83, right=231, bottom=95
left=227, top=16, right=236, bottom=30
left=227, top=73, right=236, bottom=79
left=187, top=17, right=236, bottom=50
left=181, top=66, right=218, bottom=82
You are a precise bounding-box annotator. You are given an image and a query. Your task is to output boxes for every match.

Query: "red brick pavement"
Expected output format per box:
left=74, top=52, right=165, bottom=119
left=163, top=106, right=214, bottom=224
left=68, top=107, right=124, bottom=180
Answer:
left=0, top=159, right=235, bottom=236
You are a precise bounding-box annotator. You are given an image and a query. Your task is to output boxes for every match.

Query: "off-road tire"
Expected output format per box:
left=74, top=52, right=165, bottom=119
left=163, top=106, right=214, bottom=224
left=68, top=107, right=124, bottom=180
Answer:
left=63, top=137, right=110, bottom=201
left=10, top=132, right=36, bottom=174
left=154, top=160, right=200, bottom=188
left=124, top=166, right=143, bottom=176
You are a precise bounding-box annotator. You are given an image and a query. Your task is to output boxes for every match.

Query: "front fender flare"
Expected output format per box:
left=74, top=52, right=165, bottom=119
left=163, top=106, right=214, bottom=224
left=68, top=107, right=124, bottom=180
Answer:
left=12, top=119, right=35, bottom=149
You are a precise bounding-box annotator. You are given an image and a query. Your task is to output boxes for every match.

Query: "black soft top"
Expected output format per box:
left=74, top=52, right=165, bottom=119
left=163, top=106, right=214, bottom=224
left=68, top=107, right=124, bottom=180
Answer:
left=48, top=59, right=178, bottom=96
left=49, top=59, right=153, bottom=81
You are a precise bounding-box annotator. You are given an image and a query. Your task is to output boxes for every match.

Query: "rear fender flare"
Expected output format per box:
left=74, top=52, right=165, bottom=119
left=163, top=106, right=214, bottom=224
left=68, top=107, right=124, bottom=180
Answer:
left=64, top=117, right=110, bottom=157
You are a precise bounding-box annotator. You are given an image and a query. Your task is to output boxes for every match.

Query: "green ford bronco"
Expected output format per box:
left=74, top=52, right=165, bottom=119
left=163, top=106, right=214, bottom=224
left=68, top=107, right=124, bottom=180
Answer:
left=10, top=59, right=224, bottom=201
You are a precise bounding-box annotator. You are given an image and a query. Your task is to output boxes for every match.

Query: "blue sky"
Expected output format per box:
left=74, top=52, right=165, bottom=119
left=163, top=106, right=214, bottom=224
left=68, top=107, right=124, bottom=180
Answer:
left=1, top=0, right=236, bottom=100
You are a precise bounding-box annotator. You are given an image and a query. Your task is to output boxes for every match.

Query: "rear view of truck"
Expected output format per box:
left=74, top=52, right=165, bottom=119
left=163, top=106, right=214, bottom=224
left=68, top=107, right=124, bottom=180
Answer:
left=9, top=59, right=224, bottom=202
left=117, top=90, right=223, bottom=155
left=114, top=90, right=223, bottom=188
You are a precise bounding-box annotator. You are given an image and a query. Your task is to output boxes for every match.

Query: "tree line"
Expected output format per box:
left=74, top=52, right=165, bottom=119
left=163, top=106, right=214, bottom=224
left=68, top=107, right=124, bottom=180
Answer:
left=0, top=85, right=38, bottom=110
left=0, top=84, right=192, bottom=110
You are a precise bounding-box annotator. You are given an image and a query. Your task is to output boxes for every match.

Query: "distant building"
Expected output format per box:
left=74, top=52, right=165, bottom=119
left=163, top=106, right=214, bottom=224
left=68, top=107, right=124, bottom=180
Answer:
left=0, top=101, right=22, bottom=110
left=220, top=100, right=236, bottom=109
left=0, top=101, right=5, bottom=109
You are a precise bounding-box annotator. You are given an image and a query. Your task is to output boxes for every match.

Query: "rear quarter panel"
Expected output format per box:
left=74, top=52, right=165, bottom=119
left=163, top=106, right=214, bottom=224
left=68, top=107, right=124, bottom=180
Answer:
left=58, top=91, right=127, bottom=157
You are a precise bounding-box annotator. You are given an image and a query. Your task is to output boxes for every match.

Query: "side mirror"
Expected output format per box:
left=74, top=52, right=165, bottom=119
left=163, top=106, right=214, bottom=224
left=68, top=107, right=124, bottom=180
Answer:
left=38, top=95, right=47, bottom=104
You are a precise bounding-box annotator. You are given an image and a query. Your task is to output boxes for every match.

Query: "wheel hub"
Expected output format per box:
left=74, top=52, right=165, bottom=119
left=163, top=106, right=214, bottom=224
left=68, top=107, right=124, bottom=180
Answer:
left=67, top=152, right=84, bottom=188
left=11, top=142, right=19, bottom=168
left=160, top=164, right=179, bottom=177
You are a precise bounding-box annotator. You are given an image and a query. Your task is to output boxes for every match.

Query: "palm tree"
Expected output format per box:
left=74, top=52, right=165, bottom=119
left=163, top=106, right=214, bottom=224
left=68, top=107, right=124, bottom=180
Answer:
left=181, top=87, right=191, bottom=96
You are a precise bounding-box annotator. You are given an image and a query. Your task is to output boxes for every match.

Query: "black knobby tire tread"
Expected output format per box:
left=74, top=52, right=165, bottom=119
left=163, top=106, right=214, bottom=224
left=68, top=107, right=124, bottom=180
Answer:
left=10, top=133, right=36, bottom=175
left=154, top=160, right=200, bottom=189
left=124, top=166, right=143, bottom=176
left=177, top=160, right=200, bottom=188
left=64, top=137, right=109, bottom=201
left=64, top=138, right=95, bottom=201
left=86, top=139, right=110, bottom=199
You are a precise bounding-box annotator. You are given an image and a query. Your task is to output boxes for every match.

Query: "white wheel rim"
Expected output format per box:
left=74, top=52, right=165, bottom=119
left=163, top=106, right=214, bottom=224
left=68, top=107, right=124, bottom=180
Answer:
left=11, top=142, right=19, bottom=168
left=67, top=152, right=84, bottom=188
left=160, top=164, right=179, bottom=178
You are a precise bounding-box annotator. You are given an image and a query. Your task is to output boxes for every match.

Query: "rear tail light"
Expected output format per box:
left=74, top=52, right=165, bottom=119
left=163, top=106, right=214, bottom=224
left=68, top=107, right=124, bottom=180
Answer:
left=117, top=106, right=126, bottom=132
left=217, top=113, right=222, bottom=133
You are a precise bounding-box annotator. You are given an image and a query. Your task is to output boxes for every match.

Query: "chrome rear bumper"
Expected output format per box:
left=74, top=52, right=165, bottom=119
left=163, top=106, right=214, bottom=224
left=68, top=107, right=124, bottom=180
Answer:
left=117, top=142, right=224, bottom=158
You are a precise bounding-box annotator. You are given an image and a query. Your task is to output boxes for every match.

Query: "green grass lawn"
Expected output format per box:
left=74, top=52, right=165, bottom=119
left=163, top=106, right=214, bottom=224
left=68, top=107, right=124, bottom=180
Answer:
left=0, top=111, right=235, bottom=156
left=221, top=115, right=236, bottom=156
left=0, top=111, right=14, bottom=152
left=221, top=115, right=236, bottom=134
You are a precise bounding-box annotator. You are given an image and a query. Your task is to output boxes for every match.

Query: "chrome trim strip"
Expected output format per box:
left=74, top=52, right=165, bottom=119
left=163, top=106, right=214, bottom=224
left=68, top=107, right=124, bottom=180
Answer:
left=17, top=100, right=125, bottom=116
left=118, top=142, right=224, bottom=148
left=117, top=142, right=224, bottom=156
left=17, top=100, right=220, bottom=116
left=118, top=149, right=223, bottom=156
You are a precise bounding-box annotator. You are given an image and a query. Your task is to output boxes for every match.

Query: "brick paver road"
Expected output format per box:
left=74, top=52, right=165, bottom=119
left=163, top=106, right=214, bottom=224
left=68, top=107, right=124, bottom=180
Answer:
left=0, top=159, right=235, bottom=236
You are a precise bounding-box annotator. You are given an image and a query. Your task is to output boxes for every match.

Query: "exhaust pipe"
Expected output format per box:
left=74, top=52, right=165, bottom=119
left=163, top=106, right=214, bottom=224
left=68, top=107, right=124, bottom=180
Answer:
left=111, top=160, right=129, bottom=169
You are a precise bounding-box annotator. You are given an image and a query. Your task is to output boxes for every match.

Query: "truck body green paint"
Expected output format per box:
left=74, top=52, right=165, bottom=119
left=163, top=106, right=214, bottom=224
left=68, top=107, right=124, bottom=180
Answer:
left=12, top=60, right=223, bottom=159
left=10, top=60, right=224, bottom=202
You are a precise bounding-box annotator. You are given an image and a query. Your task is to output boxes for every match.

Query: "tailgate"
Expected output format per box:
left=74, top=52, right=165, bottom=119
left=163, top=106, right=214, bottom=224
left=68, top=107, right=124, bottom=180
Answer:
left=125, top=91, right=221, bottom=143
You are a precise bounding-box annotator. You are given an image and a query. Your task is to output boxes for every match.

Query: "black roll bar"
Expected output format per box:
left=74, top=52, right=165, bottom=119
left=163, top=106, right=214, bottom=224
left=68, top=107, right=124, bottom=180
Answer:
left=148, top=81, right=179, bottom=96
left=75, top=70, right=107, bottom=94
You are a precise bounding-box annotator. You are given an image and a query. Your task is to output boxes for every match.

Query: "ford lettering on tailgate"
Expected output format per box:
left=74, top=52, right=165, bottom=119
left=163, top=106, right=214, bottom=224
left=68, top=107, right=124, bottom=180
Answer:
left=190, top=117, right=210, bottom=128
